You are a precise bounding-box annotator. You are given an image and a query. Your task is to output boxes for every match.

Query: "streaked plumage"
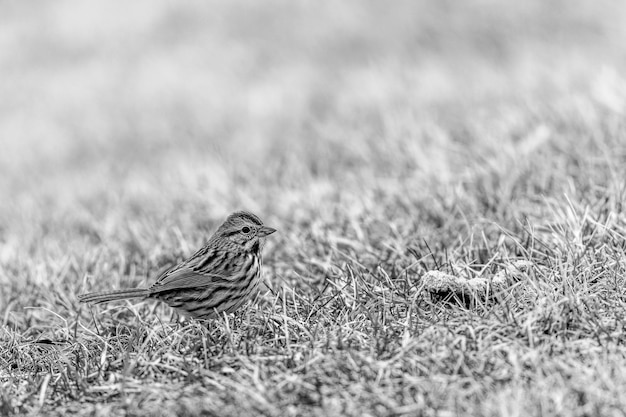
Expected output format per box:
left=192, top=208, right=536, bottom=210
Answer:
left=78, top=211, right=276, bottom=319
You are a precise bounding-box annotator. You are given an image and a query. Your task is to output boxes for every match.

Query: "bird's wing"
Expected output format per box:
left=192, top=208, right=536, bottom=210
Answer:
left=148, top=245, right=250, bottom=293
left=149, top=269, right=228, bottom=293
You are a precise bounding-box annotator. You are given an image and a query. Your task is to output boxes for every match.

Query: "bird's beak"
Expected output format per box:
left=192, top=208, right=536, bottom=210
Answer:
left=259, top=226, right=277, bottom=237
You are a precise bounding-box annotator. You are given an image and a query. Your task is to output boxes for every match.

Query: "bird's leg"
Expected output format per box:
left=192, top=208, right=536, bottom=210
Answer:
left=169, top=309, right=191, bottom=330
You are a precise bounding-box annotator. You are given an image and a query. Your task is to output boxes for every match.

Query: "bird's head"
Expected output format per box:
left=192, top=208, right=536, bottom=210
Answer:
left=215, top=211, right=277, bottom=253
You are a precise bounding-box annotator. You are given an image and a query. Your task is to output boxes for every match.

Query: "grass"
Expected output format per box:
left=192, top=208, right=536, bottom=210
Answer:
left=2, top=0, right=626, bottom=415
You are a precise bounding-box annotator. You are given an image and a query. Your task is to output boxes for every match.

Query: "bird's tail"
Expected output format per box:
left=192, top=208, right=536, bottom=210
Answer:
left=78, top=288, right=150, bottom=304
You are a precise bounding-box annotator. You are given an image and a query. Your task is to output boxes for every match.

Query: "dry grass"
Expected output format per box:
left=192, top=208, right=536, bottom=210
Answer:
left=2, top=1, right=626, bottom=415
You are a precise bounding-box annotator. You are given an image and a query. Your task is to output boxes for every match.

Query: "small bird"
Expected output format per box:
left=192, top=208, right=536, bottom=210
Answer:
left=78, top=211, right=276, bottom=319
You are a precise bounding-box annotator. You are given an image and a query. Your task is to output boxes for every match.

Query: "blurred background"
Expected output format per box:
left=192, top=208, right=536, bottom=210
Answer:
left=1, top=0, right=625, bottom=269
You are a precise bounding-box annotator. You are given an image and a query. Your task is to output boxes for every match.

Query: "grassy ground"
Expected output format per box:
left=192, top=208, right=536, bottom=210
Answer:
left=2, top=1, right=626, bottom=415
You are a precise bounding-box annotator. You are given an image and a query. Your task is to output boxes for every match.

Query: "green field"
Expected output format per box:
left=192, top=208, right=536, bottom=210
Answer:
left=2, top=1, right=626, bottom=415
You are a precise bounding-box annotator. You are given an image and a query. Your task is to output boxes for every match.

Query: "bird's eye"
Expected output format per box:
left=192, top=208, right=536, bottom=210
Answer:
left=241, top=226, right=251, bottom=234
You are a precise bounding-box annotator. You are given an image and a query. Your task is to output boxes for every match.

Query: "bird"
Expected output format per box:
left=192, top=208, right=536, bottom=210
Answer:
left=78, top=211, right=277, bottom=320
